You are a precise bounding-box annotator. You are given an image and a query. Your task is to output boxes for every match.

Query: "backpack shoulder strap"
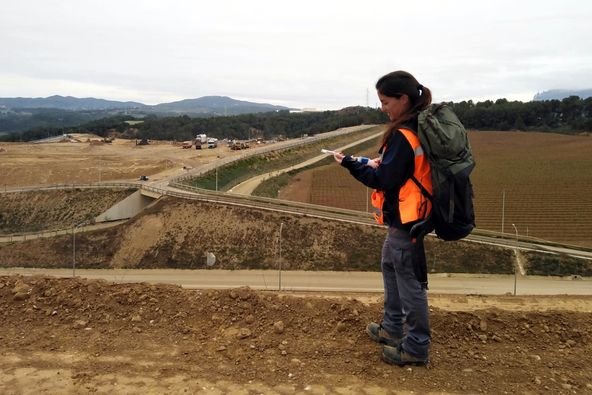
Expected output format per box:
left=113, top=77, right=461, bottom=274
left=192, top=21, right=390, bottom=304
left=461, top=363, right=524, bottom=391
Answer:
left=410, top=175, right=433, bottom=200
left=399, top=127, right=433, bottom=200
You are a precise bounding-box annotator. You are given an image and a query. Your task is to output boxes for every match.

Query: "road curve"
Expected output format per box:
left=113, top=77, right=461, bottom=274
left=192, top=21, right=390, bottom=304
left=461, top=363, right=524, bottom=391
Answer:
left=227, top=131, right=383, bottom=195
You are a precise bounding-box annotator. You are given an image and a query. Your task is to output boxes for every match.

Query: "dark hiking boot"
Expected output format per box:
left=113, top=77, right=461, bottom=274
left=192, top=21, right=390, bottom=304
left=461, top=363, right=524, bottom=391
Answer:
left=382, top=344, right=429, bottom=367
left=366, top=322, right=402, bottom=347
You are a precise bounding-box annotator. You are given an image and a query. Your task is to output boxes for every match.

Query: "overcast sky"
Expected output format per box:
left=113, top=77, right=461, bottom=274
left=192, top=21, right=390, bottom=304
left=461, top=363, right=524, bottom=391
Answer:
left=1, top=0, right=591, bottom=110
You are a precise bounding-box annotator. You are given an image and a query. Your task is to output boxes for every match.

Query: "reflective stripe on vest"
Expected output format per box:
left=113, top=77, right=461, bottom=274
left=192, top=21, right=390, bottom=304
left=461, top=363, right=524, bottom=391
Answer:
left=371, top=128, right=433, bottom=225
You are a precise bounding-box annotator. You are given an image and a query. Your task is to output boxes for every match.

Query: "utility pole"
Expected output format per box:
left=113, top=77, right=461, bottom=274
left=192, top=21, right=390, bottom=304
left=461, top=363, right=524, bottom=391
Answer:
left=98, top=156, right=102, bottom=183
left=72, top=227, right=76, bottom=277
left=501, top=190, right=506, bottom=234
left=278, top=222, right=284, bottom=291
left=512, top=223, right=518, bottom=296
left=72, top=222, right=85, bottom=277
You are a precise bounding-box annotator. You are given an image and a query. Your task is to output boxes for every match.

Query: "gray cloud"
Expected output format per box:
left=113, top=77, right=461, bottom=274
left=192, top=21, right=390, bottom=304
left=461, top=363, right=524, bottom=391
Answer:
left=1, top=0, right=591, bottom=109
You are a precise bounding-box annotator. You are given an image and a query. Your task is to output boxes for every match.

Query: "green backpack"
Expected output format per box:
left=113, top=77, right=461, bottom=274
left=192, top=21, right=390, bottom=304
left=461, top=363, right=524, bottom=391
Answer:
left=410, top=103, right=476, bottom=241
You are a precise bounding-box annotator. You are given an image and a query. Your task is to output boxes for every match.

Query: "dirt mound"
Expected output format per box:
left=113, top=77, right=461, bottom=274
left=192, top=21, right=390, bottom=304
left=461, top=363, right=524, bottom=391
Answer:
left=1, top=275, right=591, bottom=393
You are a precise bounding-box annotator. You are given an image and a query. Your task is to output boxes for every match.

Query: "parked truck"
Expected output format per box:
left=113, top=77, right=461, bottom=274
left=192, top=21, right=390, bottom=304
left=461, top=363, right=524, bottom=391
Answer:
left=195, top=134, right=207, bottom=149
left=207, top=138, right=218, bottom=149
left=230, top=140, right=250, bottom=150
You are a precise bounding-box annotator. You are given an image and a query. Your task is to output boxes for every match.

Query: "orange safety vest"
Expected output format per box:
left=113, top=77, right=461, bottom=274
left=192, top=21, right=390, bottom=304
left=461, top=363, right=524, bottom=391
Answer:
left=371, top=128, right=433, bottom=225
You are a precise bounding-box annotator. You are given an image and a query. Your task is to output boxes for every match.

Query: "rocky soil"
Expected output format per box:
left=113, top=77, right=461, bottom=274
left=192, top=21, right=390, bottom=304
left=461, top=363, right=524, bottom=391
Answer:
left=1, top=275, right=591, bottom=394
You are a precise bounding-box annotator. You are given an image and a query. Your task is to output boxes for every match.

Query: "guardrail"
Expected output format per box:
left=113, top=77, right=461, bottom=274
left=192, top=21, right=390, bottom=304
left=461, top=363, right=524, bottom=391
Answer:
left=0, top=220, right=128, bottom=243
left=1, top=228, right=73, bottom=242
left=168, top=182, right=372, bottom=218
left=144, top=182, right=377, bottom=228
left=1, top=182, right=140, bottom=194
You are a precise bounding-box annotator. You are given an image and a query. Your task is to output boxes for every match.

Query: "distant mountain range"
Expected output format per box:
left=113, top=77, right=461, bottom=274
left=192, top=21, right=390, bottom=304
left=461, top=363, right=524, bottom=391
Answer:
left=0, top=95, right=144, bottom=110
left=533, top=89, right=592, bottom=101
left=0, top=95, right=291, bottom=115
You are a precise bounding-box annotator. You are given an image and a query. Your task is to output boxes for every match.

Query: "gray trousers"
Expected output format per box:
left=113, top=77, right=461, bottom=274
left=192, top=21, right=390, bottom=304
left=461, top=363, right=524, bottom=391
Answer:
left=380, top=227, right=431, bottom=358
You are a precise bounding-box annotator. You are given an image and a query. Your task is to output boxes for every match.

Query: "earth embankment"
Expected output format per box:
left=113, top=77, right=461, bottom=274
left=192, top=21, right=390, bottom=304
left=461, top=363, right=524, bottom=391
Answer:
left=0, top=195, right=515, bottom=274
left=1, top=275, right=591, bottom=394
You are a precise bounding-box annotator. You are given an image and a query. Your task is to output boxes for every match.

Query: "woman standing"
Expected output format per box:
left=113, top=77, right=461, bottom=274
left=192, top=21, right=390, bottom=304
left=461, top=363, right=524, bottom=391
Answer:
left=333, top=70, right=432, bottom=366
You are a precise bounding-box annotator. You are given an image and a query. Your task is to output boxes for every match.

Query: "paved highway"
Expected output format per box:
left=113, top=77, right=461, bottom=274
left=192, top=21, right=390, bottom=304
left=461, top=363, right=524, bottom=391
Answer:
left=2, top=268, right=590, bottom=295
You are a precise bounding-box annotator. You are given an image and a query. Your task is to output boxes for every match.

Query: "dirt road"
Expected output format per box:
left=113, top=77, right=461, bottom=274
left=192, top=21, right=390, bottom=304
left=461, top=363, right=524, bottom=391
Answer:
left=1, top=268, right=591, bottom=296
left=227, top=131, right=383, bottom=195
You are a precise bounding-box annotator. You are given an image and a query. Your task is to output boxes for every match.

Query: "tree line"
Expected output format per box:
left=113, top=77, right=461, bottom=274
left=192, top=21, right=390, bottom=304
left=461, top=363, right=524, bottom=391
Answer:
left=451, top=96, right=592, bottom=132
left=0, top=108, right=124, bottom=136
left=1, top=107, right=387, bottom=142
left=1, top=96, right=591, bottom=142
left=130, top=107, right=387, bottom=141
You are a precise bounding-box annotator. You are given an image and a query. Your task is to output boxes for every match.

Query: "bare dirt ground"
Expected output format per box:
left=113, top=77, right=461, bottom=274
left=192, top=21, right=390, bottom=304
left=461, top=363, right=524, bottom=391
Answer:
left=279, top=170, right=314, bottom=202
left=0, top=135, right=237, bottom=188
left=1, top=275, right=591, bottom=394
left=0, top=127, right=370, bottom=189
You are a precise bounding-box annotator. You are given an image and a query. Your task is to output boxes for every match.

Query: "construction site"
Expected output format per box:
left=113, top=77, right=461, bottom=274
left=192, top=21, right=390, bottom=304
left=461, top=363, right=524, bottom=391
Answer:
left=1, top=126, right=591, bottom=394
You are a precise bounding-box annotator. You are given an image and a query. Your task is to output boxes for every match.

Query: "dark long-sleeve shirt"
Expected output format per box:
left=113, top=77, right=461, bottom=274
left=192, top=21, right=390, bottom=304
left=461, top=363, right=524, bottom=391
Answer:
left=341, top=120, right=417, bottom=230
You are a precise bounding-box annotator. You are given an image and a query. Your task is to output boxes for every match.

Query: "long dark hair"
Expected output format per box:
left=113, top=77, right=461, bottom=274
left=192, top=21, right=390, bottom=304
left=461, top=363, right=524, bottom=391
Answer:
left=376, top=70, right=432, bottom=147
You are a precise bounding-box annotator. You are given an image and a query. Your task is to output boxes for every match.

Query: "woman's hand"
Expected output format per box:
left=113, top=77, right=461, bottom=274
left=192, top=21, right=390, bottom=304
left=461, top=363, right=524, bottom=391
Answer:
left=368, top=157, right=381, bottom=169
left=333, top=152, right=345, bottom=163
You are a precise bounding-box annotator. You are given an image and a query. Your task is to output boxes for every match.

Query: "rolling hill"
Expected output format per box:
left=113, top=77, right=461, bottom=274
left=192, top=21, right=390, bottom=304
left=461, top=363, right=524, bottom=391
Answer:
left=0, top=95, right=292, bottom=133
left=0, top=95, right=145, bottom=110
left=0, top=95, right=289, bottom=114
